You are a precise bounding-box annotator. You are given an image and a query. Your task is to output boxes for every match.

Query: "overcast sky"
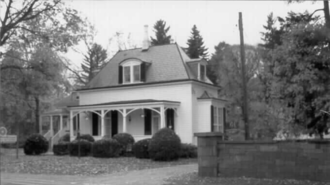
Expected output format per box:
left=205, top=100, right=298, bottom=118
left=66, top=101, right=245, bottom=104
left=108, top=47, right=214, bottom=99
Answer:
left=66, top=0, right=324, bottom=67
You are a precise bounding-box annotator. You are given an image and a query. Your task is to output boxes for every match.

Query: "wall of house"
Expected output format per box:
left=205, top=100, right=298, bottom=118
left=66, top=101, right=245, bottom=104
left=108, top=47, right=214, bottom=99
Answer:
left=78, top=82, right=194, bottom=143
left=78, top=112, right=92, bottom=135
left=197, top=99, right=212, bottom=133
left=192, top=83, right=220, bottom=143
left=127, top=109, right=144, bottom=135
left=196, top=133, right=330, bottom=182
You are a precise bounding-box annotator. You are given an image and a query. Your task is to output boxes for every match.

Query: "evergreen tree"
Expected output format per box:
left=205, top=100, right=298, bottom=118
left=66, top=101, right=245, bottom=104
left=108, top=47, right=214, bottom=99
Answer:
left=78, top=43, right=108, bottom=86
left=186, top=25, right=208, bottom=59
left=150, top=20, right=172, bottom=46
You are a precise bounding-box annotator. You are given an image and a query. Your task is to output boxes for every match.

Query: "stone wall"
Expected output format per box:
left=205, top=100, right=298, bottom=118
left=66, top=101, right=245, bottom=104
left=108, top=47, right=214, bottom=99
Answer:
left=195, top=132, right=330, bottom=182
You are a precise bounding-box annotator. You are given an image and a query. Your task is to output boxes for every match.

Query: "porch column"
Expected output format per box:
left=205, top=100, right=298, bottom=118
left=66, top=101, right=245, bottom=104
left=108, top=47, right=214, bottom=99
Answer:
left=50, top=115, right=54, bottom=137
left=160, top=106, right=165, bottom=128
left=123, top=109, right=127, bottom=133
left=39, top=115, right=42, bottom=134
left=59, top=114, right=63, bottom=130
left=101, top=110, right=105, bottom=137
left=70, top=111, right=74, bottom=141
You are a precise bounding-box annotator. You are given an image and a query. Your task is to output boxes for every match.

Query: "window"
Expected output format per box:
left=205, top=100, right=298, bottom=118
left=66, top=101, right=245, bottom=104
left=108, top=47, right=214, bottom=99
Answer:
left=133, top=65, right=140, bottom=82
left=212, top=106, right=223, bottom=132
left=124, top=66, right=131, bottom=83
left=199, top=64, right=206, bottom=81
left=121, top=60, right=142, bottom=84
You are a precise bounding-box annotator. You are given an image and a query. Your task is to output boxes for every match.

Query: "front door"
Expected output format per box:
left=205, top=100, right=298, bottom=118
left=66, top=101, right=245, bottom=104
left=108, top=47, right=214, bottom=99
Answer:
left=166, top=109, right=175, bottom=130
left=111, top=111, right=118, bottom=136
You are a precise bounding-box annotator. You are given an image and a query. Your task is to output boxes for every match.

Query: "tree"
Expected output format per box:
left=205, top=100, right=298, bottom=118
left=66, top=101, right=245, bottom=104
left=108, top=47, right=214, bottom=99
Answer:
left=288, top=0, right=330, bottom=29
left=0, top=0, right=87, bottom=134
left=186, top=25, right=208, bottom=59
left=271, top=23, right=330, bottom=138
left=259, top=9, right=330, bottom=138
left=75, top=43, right=108, bottom=87
left=0, top=0, right=87, bottom=56
left=1, top=46, right=68, bottom=135
left=208, top=42, right=280, bottom=140
left=150, top=20, right=172, bottom=46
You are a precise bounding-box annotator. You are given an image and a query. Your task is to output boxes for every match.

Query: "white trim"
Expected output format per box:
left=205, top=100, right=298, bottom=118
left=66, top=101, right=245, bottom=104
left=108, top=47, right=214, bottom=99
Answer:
left=69, top=102, right=180, bottom=111
left=76, top=80, right=218, bottom=93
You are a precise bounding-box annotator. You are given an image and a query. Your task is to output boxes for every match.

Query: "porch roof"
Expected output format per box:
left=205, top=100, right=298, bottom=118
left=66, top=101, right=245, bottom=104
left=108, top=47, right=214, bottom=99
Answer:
left=68, top=99, right=180, bottom=109
left=42, top=108, right=69, bottom=116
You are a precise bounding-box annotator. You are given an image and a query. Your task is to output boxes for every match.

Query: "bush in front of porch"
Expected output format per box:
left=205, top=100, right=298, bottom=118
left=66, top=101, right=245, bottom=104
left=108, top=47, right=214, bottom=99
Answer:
left=76, top=134, right=95, bottom=143
left=148, top=128, right=181, bottom=161
left=23, top=134, right=49, bottom=155
left=69, top=140, right=92, bottom=157
left=113, top=133, right=135, bottom=156
left=132, top=138, right=151, bottom=159
left=92, top=139, right=122, bottom=158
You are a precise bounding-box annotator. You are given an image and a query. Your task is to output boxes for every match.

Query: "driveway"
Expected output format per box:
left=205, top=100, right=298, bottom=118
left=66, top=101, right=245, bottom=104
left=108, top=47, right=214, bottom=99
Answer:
left=1, top=164, right=197, bottom=185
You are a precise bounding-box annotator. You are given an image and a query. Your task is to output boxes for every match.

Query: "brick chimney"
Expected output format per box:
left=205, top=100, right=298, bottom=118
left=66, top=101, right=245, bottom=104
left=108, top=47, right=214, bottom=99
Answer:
left=142, top=25, right=149, bottom=51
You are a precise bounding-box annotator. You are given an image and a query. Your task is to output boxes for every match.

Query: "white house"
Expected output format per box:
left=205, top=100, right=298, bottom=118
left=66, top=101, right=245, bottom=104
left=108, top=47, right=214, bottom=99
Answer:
left=40, top=27, right=226, bottom=147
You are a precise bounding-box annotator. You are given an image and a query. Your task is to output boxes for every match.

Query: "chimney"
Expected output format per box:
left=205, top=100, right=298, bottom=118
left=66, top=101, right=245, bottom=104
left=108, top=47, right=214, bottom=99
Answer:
left=142, top=25, right=149, bottom=51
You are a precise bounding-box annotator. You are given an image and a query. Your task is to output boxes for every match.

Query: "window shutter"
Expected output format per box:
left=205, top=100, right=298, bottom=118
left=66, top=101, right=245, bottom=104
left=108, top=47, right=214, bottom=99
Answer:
left=211, top=105, right=214, bottom=132
left=141, top=63, right=146, bottom=82
left=118, top=66, right=123, bottom=84
left=223, top=107, right=226, bottom=140
left=223, top=108, right=226, bottom=127
left=144, top=109, right=152, bottom=135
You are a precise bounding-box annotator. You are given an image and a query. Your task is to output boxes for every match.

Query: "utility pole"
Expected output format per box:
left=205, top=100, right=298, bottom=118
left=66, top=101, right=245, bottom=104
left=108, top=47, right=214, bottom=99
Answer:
left=238, top=12, right=249, bottom=140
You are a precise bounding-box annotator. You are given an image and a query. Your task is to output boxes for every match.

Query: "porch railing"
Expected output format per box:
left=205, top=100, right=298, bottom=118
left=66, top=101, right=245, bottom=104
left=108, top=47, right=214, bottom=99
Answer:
left=44, top=130, right=51, bottom=141
left=50, top=125, right=69, bottom=151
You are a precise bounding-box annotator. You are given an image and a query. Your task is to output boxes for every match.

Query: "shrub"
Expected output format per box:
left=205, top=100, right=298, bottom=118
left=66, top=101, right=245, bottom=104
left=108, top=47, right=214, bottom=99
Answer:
left=102, top=135, right=112, bottom=140
left=23, top=134, right=49, bottom=155
left=179, top=143, right=197, bottom=158
left=92, top=139, right=122, bottom=158
left=53, top=142, right=69, bottom=155
left=113, top=133, right=135, bottom=155
left=69, top=140, right=92, bottom=157
left=76, top=134, right=95, bottom=143
left=148, top=128, right=181, bottom=161
left=132, top=138, right=151, bottom=159
left=58, top=133, right=70, bottom=143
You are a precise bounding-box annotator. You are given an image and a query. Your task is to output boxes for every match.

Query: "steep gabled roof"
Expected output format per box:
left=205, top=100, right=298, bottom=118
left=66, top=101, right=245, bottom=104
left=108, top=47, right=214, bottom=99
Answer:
left=84, top=43, right=213, bottom=89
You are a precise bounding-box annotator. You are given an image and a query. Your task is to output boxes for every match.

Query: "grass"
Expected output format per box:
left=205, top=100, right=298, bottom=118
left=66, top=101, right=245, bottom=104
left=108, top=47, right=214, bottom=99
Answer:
left=0, top=149, right=197, bottom=176
left=164, top=173, right=330, bottom=185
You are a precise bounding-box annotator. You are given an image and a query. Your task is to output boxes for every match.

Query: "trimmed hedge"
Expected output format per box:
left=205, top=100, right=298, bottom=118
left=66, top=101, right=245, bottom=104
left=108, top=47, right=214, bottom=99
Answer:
left=69, top=140, right=92, bottom=157
left=58, top=133, right=70, bottom=143
left=92, top=139, right=122, bottom=158
left=179, top=143, right=197, bottom=158
left=132, top=138, right=151, bottom=159
left=23, top=134, right=49, bottom=155
left=149, top=128, right=181, bottom=161
left=53, top=142, right=69, bottom=156
left=113, top=133, right=135, bottom=155
left=76, top=134, right=95, bottom=143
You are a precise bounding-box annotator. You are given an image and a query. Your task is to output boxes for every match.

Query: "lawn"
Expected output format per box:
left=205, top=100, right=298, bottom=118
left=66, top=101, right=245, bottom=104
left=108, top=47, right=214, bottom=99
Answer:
left=164, top=173, right=330, bottom=185
left=0, top=148, right=197, bottom=176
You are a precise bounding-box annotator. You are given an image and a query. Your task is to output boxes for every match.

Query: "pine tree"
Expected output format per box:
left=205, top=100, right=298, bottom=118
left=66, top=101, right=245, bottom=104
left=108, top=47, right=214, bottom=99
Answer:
left=150, top=20, right=172, bottom=46
left=186, top=25, right=208, bottom=59
left=79, top=43, right=108, bottom=86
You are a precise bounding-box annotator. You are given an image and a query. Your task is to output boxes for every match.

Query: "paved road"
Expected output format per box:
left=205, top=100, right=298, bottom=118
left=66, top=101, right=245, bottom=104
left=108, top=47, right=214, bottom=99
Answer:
left=1, top=164, right=197, bottom=185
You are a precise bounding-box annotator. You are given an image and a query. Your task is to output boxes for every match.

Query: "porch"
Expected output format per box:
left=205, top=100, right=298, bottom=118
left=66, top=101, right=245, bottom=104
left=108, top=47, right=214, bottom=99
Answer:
left=68, top=100, right=180, bottom=141
left=40, top=100, right=180, bottom=149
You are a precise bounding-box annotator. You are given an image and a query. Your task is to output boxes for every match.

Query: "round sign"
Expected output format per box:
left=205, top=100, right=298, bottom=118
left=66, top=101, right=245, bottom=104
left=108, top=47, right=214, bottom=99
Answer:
left=0, top=127, right=7, bottom=136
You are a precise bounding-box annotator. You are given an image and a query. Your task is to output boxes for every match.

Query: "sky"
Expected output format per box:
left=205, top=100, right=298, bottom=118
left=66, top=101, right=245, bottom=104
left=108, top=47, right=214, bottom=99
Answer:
left=65, top=0, right=324, bottom=68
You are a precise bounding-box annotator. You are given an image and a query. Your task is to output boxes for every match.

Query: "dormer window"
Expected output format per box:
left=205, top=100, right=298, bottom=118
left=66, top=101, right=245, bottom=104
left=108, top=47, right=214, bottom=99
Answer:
left=198, top=63, right=206, bottom=81
left=119, top=59, right=146, bottom=84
